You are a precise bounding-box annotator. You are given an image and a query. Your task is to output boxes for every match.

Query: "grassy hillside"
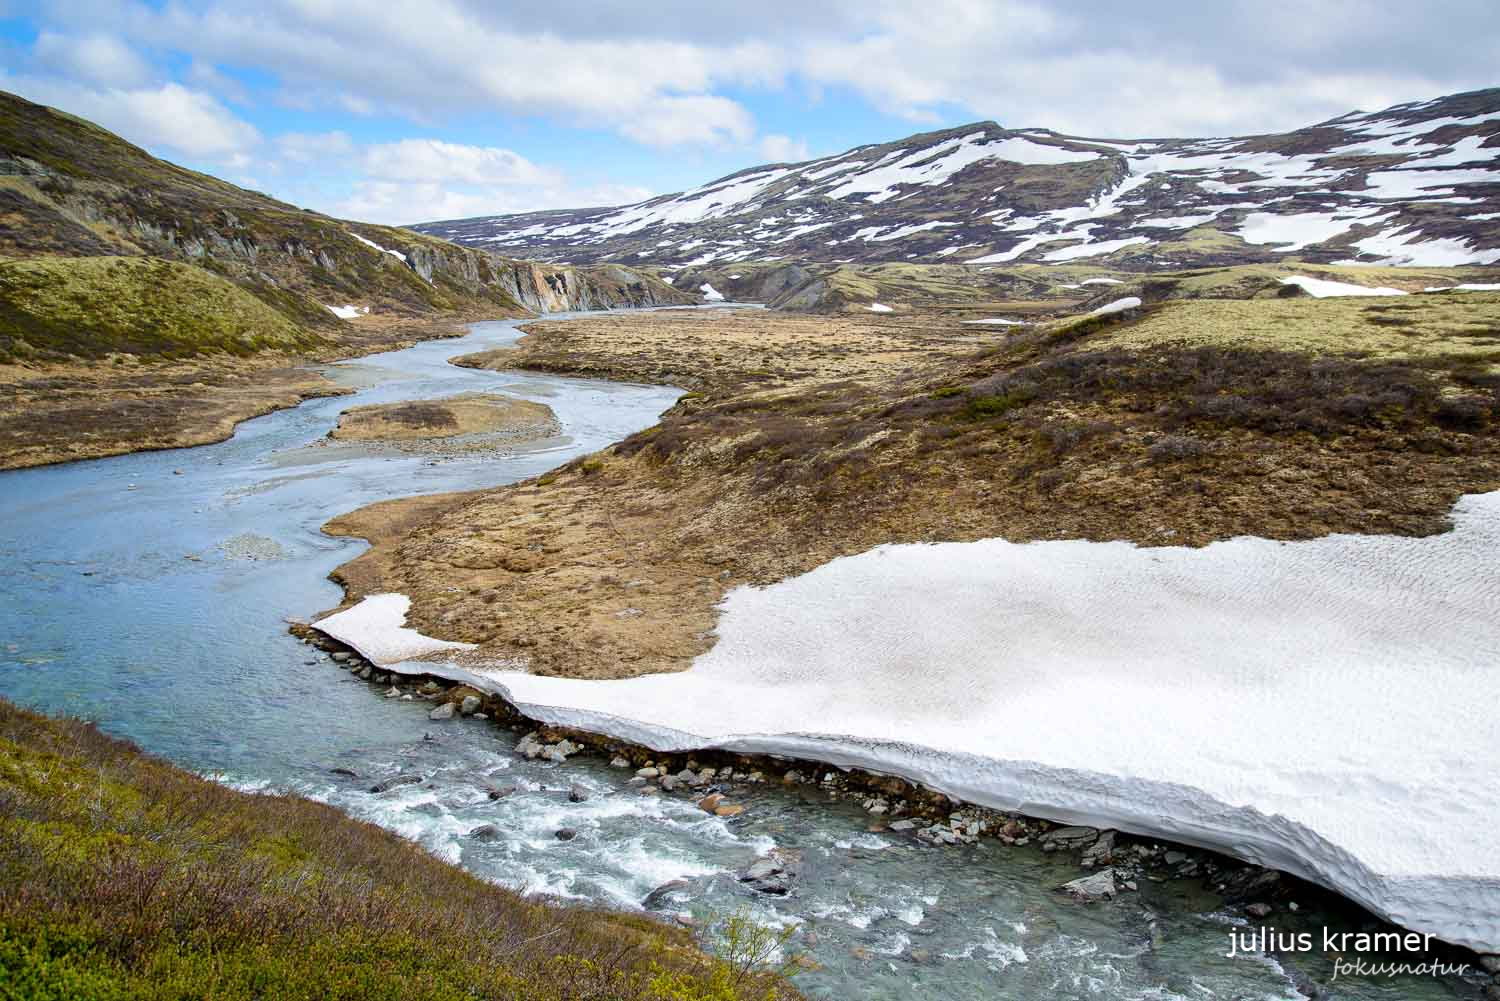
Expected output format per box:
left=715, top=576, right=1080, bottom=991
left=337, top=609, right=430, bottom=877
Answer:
left=0, top=256, right=333, bottom=364
left=0, top=699, right=797, bottom=1000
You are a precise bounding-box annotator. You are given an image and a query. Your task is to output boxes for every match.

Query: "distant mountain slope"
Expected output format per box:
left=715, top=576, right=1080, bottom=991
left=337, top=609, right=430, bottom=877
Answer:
left=416, top=88, right=1500, bottom=271
left=0, top=89, right=688, bottom=334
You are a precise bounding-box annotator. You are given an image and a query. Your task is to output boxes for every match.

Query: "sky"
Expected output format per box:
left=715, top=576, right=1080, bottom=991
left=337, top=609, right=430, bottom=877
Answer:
left=1, top=1, right=1496, bottom=225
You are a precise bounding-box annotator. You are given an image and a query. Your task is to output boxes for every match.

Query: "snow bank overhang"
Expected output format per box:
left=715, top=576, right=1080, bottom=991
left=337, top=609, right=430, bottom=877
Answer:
left=313, top=491, right=1500, bottom=953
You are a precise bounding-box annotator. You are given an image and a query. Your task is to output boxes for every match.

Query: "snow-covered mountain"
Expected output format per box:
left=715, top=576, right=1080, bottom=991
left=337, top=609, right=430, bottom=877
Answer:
left=415, top=88, right=1500, bottom=270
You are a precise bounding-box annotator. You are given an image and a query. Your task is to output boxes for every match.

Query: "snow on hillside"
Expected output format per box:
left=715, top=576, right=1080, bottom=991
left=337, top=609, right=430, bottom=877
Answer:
left=417, top=89, right=1500, bottom=271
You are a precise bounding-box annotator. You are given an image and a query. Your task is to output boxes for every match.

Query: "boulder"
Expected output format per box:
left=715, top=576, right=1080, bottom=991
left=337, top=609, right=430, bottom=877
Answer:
left=467, top=823, right=501, bottom=841
left=459, top=695, right=481, bottom=716
left=697, top=793, right=724, bottom=813
left=329, top=767, right=359, bottom=779
left=331, top=652, right=351, bottom=663
left=642, top=878, right=692, bottom=910
left=610, top=756, right=631, bottom=769
left=369, top=774, right=423, bottom=794
left=1061, top=868, right=1118, bottom=902
left=484, top=783, right=516, bottom=801
left=568, top=784, right=590, bottom=803
left=428, top=702, right=456, bottom=721
left=555, top=828, right=578, bottom=841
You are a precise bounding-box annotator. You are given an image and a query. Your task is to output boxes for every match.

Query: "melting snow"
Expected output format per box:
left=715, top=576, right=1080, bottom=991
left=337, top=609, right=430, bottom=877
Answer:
left=1279, top=275, right=1407, bottom=297
left=350, top=232, right=408, bottom=263
left=1088, top=296, right=1141, bottom=315
left=323, top=490, right=1500, bottom=952
left=324, top=304, right=367, bottom=319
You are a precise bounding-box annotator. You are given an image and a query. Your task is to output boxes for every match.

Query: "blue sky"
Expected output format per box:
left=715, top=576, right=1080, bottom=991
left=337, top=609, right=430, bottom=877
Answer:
left=1, top=1, right=1495, bottom=224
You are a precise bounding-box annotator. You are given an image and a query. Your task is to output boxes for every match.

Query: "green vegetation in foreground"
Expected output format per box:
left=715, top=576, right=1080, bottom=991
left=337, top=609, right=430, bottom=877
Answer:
left=0, top=256, right=332, bottom=365
left=0, top=699, right=799, bottom=1000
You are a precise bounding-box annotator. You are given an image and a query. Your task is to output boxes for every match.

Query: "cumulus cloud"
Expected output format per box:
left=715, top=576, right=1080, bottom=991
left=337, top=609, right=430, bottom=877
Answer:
left=32, top=32, right=153, bottom=89
left=32, top=0, right=1497, bottom=144
left=330, top=176, right=652, bottom=225
left=758, top=134, right=811, bottom=163
left=5, top=76, right=261, bottom=158
left=359, top=139, right=560, bottom=186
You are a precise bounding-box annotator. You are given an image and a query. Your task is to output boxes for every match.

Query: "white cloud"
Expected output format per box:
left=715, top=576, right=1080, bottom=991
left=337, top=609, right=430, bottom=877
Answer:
left=360, top=139, right=560, bottom=186
left=5, top=76, right=261, bottom=158
left=32, top=32, right=153, bottom=89
left=759, top=134, right=810, bottom=163
left=616, top=95, right=756, bottom=149
left=329, top=177, right=652, bottom=226
left=275, top=130, right=356, bottom=163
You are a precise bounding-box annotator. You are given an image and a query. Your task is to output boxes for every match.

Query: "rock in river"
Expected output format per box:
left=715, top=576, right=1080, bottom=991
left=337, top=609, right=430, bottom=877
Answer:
left=428, top=702, right=455, bottom=721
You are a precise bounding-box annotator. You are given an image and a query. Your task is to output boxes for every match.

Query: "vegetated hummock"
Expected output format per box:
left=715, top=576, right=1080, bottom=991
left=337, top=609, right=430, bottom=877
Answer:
left=0, top=698, right=799, bottom=1001
left=330, top=394, right=559, bottom=445
left=416, top=88, right=1500, bottom=273
left=321, top=286, right=1500, bottom=679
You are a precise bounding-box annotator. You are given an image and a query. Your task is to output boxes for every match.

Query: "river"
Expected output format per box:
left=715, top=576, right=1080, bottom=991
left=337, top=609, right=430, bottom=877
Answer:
left=0, top=314, right=1479, bottom=1000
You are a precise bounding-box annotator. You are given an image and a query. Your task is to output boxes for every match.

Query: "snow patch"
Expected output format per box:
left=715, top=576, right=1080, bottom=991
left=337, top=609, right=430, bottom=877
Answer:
left=1088, top=296, right=1141, bottom=316
left=699, top=283, right=725, bottom=302
left=866, top=302, right=894, bottom=313
left=1279, top=275, right=1407, bottom=298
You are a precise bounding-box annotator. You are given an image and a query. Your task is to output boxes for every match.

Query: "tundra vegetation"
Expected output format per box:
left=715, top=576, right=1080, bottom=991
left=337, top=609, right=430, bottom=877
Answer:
left=329, top=288, right=1500, bottom=680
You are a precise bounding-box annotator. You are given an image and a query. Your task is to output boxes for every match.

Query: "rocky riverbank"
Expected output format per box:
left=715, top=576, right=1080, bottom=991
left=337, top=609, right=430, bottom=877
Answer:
left=290, top=620, right=1500, bottom=990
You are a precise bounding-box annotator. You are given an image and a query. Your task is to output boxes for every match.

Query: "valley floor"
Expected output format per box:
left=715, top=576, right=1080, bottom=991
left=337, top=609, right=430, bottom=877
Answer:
left=325, top=298, right=1500, bottom=679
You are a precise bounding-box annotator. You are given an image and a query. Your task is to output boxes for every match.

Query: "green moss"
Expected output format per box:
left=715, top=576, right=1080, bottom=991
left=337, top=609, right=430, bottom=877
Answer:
left=0, top=256, right=329, bottom=363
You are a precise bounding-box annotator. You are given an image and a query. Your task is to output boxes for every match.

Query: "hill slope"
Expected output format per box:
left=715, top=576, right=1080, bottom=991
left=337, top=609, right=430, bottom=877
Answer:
left=417, top=88, right=1500, bottom=272
left=0, top=89, right=688, bottom=335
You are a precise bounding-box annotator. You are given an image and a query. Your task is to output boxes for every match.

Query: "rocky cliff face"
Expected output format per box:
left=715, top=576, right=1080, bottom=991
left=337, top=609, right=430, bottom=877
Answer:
left=417, top=88, right=1500, bottom=272
left=0, top=90, right=690, bottom=324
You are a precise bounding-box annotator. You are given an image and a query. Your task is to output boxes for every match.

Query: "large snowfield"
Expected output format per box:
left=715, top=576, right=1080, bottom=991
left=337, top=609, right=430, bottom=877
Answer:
left=317, top=491, right=1500, bottom=953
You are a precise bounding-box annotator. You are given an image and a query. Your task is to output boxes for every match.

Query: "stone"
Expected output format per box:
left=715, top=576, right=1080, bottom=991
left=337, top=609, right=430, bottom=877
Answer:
left=568, top=784, right=590, bottom=803
left=1082, top=830, right=1117, bottom=867
left=660, top=776, right=679, bottom=791
left=636, top=766, right=660, bottom=779
left=1044, top=826, right=1100, bottom=850
left=675, top=769, right=696, bottom=784
left=384, top=686, right=401, bottom=698
left=642, top=879, right=692, bottom=910
left=1163, top=850, right=1188, bottom=866
left=1246, top=902, right=1273, bottom=919
left=555, top=828, right=578, bottom=841
left=541, top=747, right=567, bottom=763
left=467, top=823, right=501, bottom=840
left=356, top=665, right=373, bottom=680
left=331, top=652, right=351, bottom=663
left=369, top=774, right=422, bottom=793
left=610, top=756, right=631, bottom=769
left=1061, top=868, right=1119, bottom=902
left=889, top=819, right=917, bottom=831
left=329, top=767, right=359, bottom=779
left=697, top=793, right=724, bottom=813
left=714, top=804, right=745, bottom=817
left=459, top=695, right=481, bottom=715
left=485, top=783, right=516, bottom=801
left=428, top=702, right=455, bottom=721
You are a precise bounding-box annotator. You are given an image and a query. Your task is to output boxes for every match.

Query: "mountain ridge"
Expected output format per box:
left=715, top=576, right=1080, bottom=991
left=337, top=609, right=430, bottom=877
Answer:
left=415, top=87, right=1500, bottom=273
